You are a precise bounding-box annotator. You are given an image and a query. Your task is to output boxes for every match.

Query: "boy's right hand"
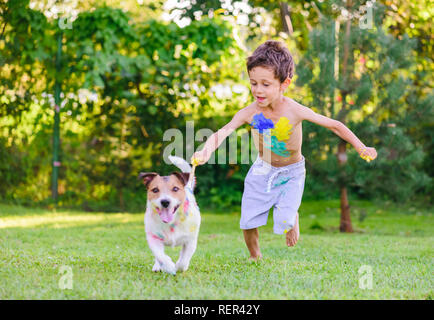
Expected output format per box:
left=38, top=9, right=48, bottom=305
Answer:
left=191, top=150, right=209, bottom=166
left=358, top=146, right=377, bottom=162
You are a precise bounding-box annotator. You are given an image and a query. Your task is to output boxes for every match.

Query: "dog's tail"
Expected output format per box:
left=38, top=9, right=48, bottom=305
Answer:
left=168, top=155, right=196, bottom=190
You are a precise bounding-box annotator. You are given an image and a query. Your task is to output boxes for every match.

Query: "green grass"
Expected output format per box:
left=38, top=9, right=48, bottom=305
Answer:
left=0, top=200, right=432, bottom=299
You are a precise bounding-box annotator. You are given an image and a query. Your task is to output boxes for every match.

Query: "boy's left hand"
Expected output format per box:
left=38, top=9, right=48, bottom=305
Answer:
left=358, top=146, right=377, bottom=162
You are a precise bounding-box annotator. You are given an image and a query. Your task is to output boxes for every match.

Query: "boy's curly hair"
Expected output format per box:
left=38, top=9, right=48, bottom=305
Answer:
left=246, top=40, right=295, bottom=82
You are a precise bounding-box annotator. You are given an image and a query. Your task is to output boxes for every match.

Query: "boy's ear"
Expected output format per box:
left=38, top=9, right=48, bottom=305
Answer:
left=280, top=77, right=291, bottom=91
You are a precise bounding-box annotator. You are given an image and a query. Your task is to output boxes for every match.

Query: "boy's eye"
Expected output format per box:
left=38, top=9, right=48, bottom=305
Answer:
left=152, top=188, right=159, bottom=193
left=263, top=84, right=269, bottom=87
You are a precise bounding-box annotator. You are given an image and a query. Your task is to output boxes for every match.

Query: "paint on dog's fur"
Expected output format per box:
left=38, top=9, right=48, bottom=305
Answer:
left=185, top=187, right=197, bottom=208
left=148, top=196, right=198, bottom=242
left=149, top=232, right=165, bottom=241
left=183, top=199, right=189, bottom=216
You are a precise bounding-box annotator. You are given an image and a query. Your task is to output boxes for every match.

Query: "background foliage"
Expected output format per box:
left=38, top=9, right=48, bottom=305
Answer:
left=0, top=0, right=432, bottom=212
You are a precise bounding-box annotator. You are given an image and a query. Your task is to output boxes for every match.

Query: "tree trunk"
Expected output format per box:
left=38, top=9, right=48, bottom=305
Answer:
left=52, top=30, right=62, bottom=203
left=279, top=2, right=293, bottom=35
left=336, top=0, right=354, bottom=233
left=337, top=139, right=353, bottom=232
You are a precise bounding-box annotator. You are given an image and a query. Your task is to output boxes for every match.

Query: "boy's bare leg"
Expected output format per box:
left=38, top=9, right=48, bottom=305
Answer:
left=286, top=212, right=300, bottom=247
left=243, top=228, right=262, bottom=260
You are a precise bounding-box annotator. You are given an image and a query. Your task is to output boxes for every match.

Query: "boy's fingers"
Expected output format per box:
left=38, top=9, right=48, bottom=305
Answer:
left=358, top=147, right=377, bottom=162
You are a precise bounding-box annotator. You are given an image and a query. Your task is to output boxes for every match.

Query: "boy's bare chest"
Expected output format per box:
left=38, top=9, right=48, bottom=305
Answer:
left=246, top=109, right=299, bottom=126
left=247, top=109, right=302, bottom=159
left=247, top=109, right=301, bottom=140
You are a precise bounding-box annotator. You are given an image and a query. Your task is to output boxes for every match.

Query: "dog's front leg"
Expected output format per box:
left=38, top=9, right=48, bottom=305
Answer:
left=152, top=259, right=162, bottom=272
left=176, top=239, right=198, bottom=272
left=147, top=238, right=177, bottom=275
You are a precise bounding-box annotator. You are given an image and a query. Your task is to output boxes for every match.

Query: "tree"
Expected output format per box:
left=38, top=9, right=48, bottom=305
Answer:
left=0, top=1, right=243, bottom=210
left=296, top=0, right=426, bottom=231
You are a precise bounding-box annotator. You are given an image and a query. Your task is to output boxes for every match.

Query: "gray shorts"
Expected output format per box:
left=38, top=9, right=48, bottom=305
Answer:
left=241, top=155, right=306, bottom=234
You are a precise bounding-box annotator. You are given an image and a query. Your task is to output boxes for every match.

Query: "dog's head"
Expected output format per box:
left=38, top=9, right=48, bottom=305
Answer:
left=139, top=171, right=190, bottom=224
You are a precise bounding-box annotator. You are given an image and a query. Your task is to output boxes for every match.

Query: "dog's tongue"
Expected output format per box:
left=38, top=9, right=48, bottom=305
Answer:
left=159, top=208, right=173, bottom=223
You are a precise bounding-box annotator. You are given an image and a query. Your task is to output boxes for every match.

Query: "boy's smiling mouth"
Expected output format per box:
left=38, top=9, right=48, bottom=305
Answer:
left=256, top=96, right=266, bottom=102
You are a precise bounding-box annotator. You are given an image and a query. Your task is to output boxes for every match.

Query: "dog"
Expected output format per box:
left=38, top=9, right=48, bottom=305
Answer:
left=139, top=155, right=200, bottom=275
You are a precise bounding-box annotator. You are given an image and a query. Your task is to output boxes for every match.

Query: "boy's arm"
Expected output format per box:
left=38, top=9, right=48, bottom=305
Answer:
left=293, top=101, right=377, bottom=161
left=192, top=107, right=250, bottom=164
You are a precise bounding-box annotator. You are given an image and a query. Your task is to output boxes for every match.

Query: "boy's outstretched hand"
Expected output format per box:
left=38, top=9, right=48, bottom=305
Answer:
left=358, top=146, right=377, bottom=162
left=191, top=150, right=210, bottom=166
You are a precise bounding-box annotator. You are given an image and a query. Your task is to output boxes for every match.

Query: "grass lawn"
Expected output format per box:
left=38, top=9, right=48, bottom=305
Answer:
left=0, top=200, right=432, bottom=299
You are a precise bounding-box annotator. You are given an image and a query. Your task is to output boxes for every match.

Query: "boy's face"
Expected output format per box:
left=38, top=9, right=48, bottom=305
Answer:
left=248, top=66, right=290, bottom=107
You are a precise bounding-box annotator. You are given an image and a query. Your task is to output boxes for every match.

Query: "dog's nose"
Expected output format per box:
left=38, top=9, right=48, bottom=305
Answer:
left=161, top=199, right=170, bottom=208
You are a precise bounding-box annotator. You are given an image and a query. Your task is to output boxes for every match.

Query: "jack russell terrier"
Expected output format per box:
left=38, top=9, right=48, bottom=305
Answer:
left=139, top=155, right=200, bottom=275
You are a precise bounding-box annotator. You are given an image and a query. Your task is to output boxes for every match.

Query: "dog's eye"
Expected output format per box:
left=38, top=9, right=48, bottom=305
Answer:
left=152, top=188, right=159, bottom=193
left=172, top=186, right=179, bottom=192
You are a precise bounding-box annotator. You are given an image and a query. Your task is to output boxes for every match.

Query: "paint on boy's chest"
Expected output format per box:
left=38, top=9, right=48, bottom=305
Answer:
left=250, top=112, right=293, bottom=157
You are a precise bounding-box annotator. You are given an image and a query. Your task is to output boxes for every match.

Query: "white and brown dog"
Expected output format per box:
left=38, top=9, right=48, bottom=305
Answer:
left=139, top=156, right=200, bottom=275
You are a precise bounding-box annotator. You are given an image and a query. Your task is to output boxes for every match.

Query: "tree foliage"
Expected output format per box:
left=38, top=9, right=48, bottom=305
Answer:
left=0, top=1, right=243, bottom=210
left=0, top=0, right=431, bottom=211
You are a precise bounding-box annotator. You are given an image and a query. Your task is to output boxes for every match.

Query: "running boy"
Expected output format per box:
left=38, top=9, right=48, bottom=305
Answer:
left=191, top=40, right=377, bottom=260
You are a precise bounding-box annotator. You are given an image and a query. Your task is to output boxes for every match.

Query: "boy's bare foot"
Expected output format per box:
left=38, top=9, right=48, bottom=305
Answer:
left=248, top=254, right=262, bottom=262
left=286, top=212, right=300, bottom=247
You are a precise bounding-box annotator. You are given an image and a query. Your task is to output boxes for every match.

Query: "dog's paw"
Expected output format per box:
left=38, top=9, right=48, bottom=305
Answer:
left=152, top=261, right=161, bottom=272
left=161, top=261, right=177, bottom=275
left=176, top=261, right=189, bottom=272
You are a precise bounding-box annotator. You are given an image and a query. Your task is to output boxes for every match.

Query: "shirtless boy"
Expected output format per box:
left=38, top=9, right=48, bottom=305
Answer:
left=192, top=40, right=377, bottom=260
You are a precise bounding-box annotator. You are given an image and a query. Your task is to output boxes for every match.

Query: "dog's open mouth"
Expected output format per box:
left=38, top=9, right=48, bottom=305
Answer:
left=156, top=204, right=180, bottom=223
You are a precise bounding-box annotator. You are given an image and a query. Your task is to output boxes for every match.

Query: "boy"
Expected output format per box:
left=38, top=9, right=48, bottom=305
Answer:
left=191, top=40, right=377, bottom=260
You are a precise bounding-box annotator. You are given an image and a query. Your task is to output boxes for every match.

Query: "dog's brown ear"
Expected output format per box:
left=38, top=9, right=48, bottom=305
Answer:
left=138, top=172, right=158, bottom=188
left=171, top=171, right=190, bottom=186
